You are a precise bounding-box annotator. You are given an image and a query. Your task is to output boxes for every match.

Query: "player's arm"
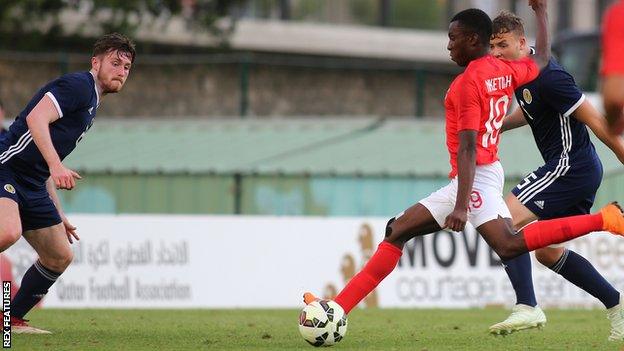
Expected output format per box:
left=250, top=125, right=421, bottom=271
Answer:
left=501, top=107, right=528, bottom=132
left=25, top=95, right=81, bottom=190
left=45, top=177, right=80, bottom=243
left=602, top=76, right=624, bottom=134
left=507, top=1, right=548, bottom=87
left=572, top=100, right=624, bottom=164
left=445, top=130, right=476, bottom=232
left=529, top=0, right=550, bottom=68
left=446, top=72, right=480, bottom=232
left=45, top=177, right=64, bottom=212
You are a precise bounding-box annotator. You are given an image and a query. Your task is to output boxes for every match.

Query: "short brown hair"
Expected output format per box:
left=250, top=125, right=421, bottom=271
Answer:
left=93, top=33, right=136, bottom=63
left=492, top=10, right=525, bottom=38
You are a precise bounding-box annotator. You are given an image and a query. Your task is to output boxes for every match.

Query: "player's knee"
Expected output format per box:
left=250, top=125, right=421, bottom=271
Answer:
left=535, top=247, right=563, bottom=267
left=0, top=225, right=21, bottom=250
left=384, top=217, right=404, bottom=246
left=493, top=242, right=522, bottom=261
left=41, top=250, right=73, bottom=272
left=384, top=217, right=396, bottom=238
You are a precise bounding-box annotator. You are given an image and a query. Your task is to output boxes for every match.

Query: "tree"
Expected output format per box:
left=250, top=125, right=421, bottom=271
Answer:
left=0, top=0, right=244, bottom=51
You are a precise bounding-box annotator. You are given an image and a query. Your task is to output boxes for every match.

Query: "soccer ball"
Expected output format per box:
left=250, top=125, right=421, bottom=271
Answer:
left=298, top=299, right=348, bottom=347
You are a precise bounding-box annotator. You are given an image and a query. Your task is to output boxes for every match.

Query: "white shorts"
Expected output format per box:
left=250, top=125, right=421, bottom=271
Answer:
left=419, top=161, right=512, bottom=229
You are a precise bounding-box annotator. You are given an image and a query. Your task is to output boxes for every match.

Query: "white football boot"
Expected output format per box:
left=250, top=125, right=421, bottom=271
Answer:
left=489, top=304, right=546, bottom=335
left=607, top=296, right=624, bottom=341
left=11, top=317, right=51, bottom=334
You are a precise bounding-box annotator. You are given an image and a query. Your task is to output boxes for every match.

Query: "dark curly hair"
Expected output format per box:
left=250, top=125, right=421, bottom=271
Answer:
left=451, top=8, right=492, bottom=47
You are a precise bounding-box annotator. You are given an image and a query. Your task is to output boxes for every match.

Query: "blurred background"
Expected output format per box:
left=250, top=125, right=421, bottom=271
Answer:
left=0, top=0, right=617, bottom=218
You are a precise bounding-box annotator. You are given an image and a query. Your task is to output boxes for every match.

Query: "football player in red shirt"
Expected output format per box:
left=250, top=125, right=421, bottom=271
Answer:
left=601, top=0, right=624, bottom=134
left=304, top=6, right=624, bottom=317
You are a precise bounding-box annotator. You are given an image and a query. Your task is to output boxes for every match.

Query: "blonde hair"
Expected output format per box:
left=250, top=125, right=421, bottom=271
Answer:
left=492, top=10, right=525, bottom=38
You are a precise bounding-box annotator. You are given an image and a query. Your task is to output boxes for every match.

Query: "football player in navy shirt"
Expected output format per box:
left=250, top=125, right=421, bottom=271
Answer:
left=0, top=33, right=135, bottom=333
left=488, top=7, right=624, bottom=340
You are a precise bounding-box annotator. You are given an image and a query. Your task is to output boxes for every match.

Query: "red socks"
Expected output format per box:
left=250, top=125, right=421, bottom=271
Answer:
left=335, top=241, right=402, bottom=314
left=334, top=213, right=604, bottom=313
left=522, top=213, right=603, bottom=251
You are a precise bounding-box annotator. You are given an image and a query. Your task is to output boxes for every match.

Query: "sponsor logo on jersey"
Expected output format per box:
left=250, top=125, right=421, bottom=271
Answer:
left=3, top=184, right=15, bottom=194
left=534, top=200, right=544, bottom=209
left=523, top=88, right=533, bottom=104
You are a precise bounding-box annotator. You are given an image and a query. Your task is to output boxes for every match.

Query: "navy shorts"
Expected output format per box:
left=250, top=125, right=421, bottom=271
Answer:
left=511, top=158, right=603, bottom=220
left=0, top=165, right=62, bottom=231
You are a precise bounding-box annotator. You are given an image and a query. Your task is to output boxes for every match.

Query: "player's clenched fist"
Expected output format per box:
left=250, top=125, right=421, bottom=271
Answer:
left=50, top=163, right=81, bottom=190
left=444, top=208, right=468, bottom=232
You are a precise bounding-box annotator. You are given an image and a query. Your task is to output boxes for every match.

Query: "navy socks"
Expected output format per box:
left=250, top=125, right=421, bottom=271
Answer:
left=12, top=260, right=61, bottom=319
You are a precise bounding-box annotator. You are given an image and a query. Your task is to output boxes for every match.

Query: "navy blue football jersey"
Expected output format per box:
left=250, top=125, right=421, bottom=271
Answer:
left=0, top=72, right=98, bottom=187
left=514, top=58, right=598, bottom=165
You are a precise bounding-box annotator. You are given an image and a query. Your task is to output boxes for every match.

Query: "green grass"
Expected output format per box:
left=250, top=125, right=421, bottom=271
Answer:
left=11, top=308, right=623, bottom=350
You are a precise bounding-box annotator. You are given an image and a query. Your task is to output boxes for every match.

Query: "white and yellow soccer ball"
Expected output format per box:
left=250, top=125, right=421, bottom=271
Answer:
left=298, top=299, right=348, bottom=347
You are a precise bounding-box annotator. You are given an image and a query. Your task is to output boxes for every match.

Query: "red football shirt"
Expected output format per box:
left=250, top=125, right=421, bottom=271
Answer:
left=601, top=0, right=624, bottom=75
left=445, top=55, right=539, bottom=178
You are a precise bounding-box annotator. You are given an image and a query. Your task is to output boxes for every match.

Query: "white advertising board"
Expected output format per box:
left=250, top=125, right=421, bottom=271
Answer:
left=2, top=215, right=623, bottom=308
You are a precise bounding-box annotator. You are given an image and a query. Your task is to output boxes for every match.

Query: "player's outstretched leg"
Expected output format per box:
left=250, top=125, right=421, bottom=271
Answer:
left=304, top=240, right=403, bottom=313
left=480, top=202, right=624, bottom=262
left=533, top=247, right=622, bottom=341
left=521, top=202, right=624, bottom=253
left=521, top=202, right=624, bottom=251
left=333, top=241, right=402, bottom=313
left=304, top=203, right=441, bottom=314
left=11, top=223, right=73, bottom=334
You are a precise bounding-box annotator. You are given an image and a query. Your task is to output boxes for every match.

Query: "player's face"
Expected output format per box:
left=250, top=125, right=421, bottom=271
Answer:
left=93, top=50, right=132, bottom=94
left=447, top=21, right=472, bottom=67
left=490, top=32, right=526, bottom=60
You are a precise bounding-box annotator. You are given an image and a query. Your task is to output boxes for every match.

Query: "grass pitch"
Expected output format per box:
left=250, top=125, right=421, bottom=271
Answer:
left=12, top=308, right=622, bottom=350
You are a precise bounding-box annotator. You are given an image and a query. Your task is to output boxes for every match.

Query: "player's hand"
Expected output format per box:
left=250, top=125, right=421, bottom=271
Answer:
left=50, top=163, right=81, bottom=190
left=529, top=0, right=547, bottom=12
left=444, top=208, right=468, bottom=232
left=61, top=214, right=80, bottom=244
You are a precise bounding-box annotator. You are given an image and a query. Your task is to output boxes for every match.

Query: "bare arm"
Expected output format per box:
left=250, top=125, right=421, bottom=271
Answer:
left=530, top=0, right=550, bottom=68
left=445, top=130, right=477, bottom=232
left=46, top=177, right=64, bottom=213
left=502, top=107, right=528, bottom=132
left=602, top=75, right=624, bottom=134
left=45, top=176, right=80, bottom=243
left=573, top=100, right=624, bottom=164
left=26, top=95, right=81, bottom=189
